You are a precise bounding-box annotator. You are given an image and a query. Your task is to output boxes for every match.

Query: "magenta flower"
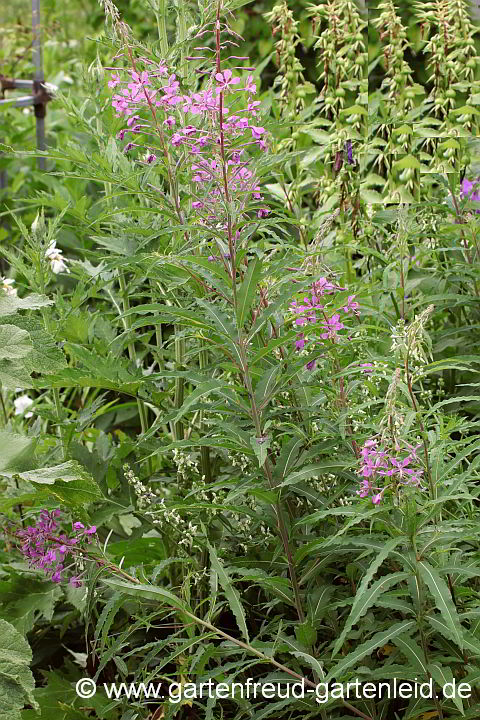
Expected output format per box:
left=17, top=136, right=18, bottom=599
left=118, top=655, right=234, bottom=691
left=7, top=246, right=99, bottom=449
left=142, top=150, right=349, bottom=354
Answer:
left=129, top=70, right=150, bottom=87
left=251, top=126, right=266, bottom=140
left=360, top=363, right=374, bottom=374
left=215, top=69, right=241, bottom=90
left=247, top=100, right=261, bottom=116
left=295, top=333, right=306, bottom=351
left=312, top=277, right=339, bottom=296
left=108, top=72, right=121, bottom=89
left=343, top=295, right=360, bottom=314
left=290, top=296, right=322, bottom=327
left=245, top=75, right=257, bottom=94
left=460, top=178, right=480, bottom=214
left=319, top=314, right=344, bottom=340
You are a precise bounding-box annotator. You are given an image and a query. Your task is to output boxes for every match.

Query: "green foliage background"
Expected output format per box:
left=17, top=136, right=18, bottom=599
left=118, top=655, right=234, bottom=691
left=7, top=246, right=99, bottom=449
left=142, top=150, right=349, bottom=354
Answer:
left=1, top=2, right=480, bottom=720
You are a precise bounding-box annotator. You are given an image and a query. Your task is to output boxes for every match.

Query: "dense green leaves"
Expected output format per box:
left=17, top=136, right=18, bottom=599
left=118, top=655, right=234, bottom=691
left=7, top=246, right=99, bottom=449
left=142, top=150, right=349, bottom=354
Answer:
left=0, top=620, right=38, bottom=719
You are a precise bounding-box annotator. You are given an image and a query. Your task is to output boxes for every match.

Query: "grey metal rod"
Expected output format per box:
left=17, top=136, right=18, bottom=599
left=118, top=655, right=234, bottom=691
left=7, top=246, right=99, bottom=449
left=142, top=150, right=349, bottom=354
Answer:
left=0, top=95, right=36, bottom=107
left=0, top=78, right=34, bottom=89
left=32, top=0, right=46, bottom=170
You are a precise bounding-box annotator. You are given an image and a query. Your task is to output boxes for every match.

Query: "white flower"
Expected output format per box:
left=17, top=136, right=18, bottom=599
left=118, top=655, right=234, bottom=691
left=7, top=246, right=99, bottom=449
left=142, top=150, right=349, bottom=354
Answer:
left=14, top=395, right=34, bottom=418
left=0, top=277, right=17, bottom=296
left=45, top=241, right=70, bottom=274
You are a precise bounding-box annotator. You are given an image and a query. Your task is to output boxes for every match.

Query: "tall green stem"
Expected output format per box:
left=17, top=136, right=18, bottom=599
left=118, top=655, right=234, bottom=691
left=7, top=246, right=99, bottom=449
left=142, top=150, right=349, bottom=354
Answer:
left=154, top=0, right=169, bottom=58
left=118, top=271, right=153, bottom=476
left=174, top=332, right=185, bottom=442
left=239, top=344, right=305, bottom=624
left=199, top=342, right=212, bottom=483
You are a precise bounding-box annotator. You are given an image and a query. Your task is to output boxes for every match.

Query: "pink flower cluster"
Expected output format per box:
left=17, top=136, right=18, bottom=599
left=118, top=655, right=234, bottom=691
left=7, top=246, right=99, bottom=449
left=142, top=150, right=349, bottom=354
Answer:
left=107, top=57, right=269, bottom=229
left=15, top=509, right=96, bottom=587
left=356, top=439, right=424, bottom=504
left=289, top=278, right=359, bottom=370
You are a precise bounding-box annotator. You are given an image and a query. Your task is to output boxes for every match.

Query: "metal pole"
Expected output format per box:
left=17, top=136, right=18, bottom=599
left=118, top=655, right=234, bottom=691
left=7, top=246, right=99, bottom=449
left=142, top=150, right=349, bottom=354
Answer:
left=32, top=0, right=46, bottom=170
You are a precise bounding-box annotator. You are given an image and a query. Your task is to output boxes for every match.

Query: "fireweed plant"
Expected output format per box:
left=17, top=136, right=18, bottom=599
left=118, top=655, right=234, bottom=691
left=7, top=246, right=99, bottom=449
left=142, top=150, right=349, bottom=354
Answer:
left=2, top=1, right=480, bottom=720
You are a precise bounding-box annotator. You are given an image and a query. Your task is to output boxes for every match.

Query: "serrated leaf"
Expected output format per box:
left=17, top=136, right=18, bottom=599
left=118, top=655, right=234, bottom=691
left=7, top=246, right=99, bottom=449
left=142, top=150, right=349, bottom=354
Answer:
left=0, top=360, right=33, bottom=390
left=208, top=544, right=249, bottom=643
left=0, top=314, right=67, bottom=374
left=1, top=460, right=94, bottom=485
left=0, top=432, right=36, bottom=472
left=0, top=293, right=53, bottom=316
left=332, top=538, right=405, bottom=657
left=0, top=620, right=38, bottom=715
left=273, top=437, right=304, bottom=482
left=0, top=459, right=102, bottom=508
left=0, top=325, right=32, bottom=360
left=254, top=364, right=280, bottom=408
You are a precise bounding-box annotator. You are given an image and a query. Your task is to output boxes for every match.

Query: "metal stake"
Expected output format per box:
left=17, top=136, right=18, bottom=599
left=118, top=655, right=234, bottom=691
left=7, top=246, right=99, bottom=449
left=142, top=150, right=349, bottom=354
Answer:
left=32, top=0, right=46, bottom=170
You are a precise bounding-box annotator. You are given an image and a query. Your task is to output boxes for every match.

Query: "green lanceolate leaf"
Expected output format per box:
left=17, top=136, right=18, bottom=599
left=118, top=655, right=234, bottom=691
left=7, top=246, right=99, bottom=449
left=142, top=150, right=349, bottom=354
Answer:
left=103, top=578, right=189, bottom=613
left=417, top=560, right=464, bottom=651
left=326, top=620, right=416, bottom=681
left=236, top=257, right=262, bottom=330
left=208, top=543, right=249, bottom=643
left=170, top=380, right=227, bottom=426
left=391, top=633, right=428, bottom=676
left=250, top=433, right=271, bottom=468
left=332, top=571, right=409, bottom=657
